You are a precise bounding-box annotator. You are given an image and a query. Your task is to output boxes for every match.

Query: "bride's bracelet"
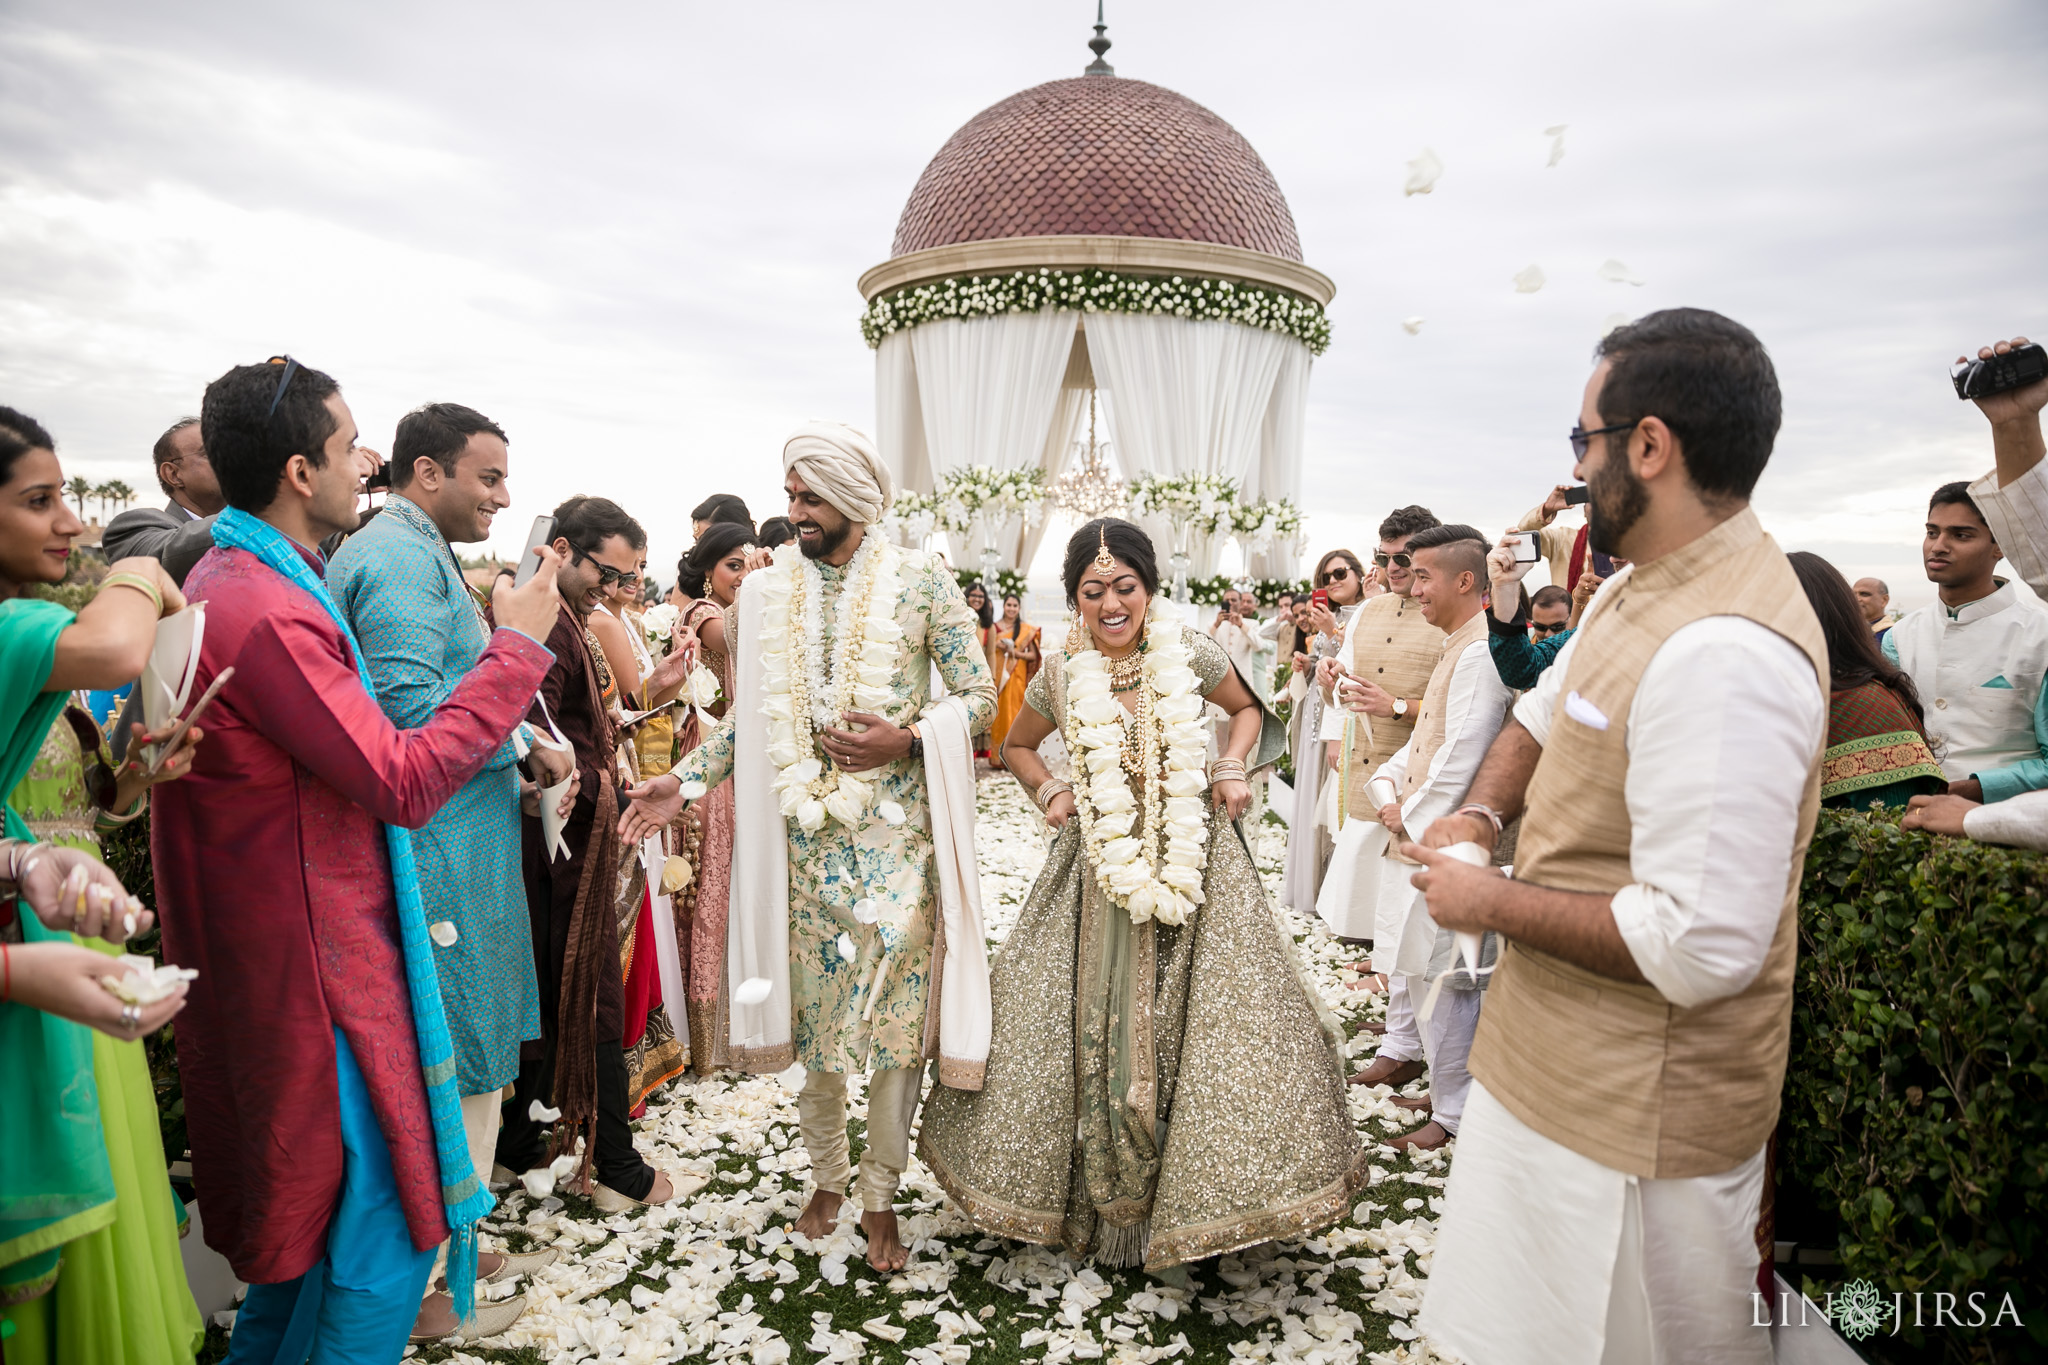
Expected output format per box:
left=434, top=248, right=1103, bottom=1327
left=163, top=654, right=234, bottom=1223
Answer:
left=1209, top=758, right=1248, bottom=785
left=1034, top=778, right=1073, bottom=811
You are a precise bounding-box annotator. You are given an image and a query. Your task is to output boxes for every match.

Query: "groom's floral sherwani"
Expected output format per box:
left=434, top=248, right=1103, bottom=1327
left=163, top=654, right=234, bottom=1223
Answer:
left=670, top=550, right=994, bottom=1072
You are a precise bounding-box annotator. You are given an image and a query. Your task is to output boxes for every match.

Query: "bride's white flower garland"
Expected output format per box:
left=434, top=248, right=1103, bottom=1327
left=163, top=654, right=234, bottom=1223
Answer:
left=756, top=537, right=908, bottom=832
left=1063, top=605, right=1212, bottom=926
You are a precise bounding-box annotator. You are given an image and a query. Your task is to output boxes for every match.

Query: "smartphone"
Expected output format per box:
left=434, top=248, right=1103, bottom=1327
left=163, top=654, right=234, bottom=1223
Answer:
left=1590, top=550, right=1618, bottom=578
left=1512, top=533, right=1540, bottom=565
left=1311, top=588, right=1330, bottom=612
left=1563, top=486, right=1591, bottom=506
left=513, top=515, right=558, bottom=588
left=1953, top=342, right=2047, bottom=401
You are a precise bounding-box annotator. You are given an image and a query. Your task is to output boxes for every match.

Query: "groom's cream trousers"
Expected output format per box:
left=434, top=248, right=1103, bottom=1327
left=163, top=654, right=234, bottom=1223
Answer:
left=799, top=1067, right=922, bottom=1211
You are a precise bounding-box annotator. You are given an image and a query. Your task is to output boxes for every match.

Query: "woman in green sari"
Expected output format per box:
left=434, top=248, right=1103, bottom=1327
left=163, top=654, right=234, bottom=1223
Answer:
left=0, top=406, right=205, bottom=1364
left=919, top=520, right=1365, bottom=1275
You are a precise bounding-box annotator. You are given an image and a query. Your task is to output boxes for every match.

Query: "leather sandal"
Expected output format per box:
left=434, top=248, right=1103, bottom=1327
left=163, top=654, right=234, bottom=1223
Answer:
left=1349, top=1056, right=1427, bottom=1089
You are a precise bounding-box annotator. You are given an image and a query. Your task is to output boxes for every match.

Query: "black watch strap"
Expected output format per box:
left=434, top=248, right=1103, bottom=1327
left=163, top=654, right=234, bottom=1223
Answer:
left=906, top=727, right=923, bottom=761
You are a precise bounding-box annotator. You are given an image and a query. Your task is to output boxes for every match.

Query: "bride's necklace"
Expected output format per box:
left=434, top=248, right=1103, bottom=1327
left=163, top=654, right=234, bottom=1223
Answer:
left=1105, top=643, right=1148, bottom=692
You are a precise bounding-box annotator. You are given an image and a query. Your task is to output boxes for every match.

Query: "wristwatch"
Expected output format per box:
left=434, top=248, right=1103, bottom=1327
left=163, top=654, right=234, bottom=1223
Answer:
left=1392, top=697, right=1410, bottom=719
left=904, top=725, right=923, bottom=762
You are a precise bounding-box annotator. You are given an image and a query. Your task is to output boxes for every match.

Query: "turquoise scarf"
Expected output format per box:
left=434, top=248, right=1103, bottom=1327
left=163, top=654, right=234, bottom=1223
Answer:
left=211, top=508, right=491, bottom=1318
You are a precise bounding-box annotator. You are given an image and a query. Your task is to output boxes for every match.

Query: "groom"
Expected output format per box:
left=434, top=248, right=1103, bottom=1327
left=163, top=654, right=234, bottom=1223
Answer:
left=620, top=422, right=995, bottom=1271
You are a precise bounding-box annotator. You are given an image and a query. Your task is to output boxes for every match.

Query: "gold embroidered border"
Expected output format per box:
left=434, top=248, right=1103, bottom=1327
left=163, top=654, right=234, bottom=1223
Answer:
left=937, top=1055, right=986, bottom=1091
left=917, top=1136, right=1067, bottom=1246
left=732, top=1040, right=796, bottom=1073
left=1140, top=1153, right=1372, bottom=1271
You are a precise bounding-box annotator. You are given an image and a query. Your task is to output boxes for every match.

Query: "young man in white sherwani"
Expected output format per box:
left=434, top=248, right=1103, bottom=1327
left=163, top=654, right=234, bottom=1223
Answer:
left=1403, top=308, right=1827, bottom=1365
left=1346, top=524, right=1511, bottom=1152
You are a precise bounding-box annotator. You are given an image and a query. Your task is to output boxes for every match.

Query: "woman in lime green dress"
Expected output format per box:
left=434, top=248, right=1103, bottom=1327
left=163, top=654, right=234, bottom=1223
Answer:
left=0, top=406, right=204, bottom=1365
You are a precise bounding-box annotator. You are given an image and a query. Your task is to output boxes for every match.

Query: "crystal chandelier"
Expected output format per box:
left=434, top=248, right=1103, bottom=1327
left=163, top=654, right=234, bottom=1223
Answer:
left=1050, top=391, right=1126, bottom=521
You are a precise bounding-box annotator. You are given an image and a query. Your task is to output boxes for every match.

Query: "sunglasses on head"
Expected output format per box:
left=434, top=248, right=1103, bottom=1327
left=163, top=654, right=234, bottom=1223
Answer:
left=1370, top=552, right=1412, bottom=570
left=264, top=355, right=299, bottom=420
left=1569, top=419, right=1640, bottom=459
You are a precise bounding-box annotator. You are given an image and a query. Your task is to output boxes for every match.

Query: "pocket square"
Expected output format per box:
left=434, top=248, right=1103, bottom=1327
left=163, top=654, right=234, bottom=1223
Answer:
left=1982, top=675, right=2015, bottom=689
left=1564, top=690, right=1610, bottom=731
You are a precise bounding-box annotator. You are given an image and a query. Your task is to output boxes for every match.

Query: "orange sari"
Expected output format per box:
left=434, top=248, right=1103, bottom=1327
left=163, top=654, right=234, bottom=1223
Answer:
left=988, top=620, right=1041, bottom=769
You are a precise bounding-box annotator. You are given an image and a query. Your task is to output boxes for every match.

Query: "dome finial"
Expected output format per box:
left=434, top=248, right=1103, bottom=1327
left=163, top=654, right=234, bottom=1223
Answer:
left=1085, top=0, right=1114, bottom=76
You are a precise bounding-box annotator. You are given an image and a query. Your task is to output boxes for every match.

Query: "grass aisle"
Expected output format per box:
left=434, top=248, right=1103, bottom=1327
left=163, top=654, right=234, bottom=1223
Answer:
left=334, top=772, right=1448, bottom=1364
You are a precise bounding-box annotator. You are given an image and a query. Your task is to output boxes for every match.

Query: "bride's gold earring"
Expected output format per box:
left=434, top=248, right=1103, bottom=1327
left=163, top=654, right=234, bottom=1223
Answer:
left=1066, top=615, right=1086, bottom=654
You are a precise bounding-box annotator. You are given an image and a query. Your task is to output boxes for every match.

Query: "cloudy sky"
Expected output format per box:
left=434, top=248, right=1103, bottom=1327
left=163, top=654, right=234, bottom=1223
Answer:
left=3, top=0, right=2044, bottom=608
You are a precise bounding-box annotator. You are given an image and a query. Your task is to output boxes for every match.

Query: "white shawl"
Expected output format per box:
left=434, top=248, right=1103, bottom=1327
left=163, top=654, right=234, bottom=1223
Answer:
left=722, top=571, right=993, bottom=1085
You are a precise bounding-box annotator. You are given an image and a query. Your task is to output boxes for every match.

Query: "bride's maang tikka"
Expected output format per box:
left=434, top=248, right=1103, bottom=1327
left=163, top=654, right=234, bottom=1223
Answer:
left=1093, top=523, right=1117, bottom=575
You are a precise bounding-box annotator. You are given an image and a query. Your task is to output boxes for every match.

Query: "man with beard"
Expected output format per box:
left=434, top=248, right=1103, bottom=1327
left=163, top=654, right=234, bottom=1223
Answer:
left=617, top=422, right=996, bottom=1273
left=1405, top=309, right=1827, bottom=1364
left=493, top=495, right=686, bottom=1214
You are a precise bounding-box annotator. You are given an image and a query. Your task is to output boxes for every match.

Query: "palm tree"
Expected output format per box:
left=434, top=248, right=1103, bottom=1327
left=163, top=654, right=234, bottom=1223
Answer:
left=92, top=483, right=113, bottom=523
left=66, top=476, right=93, bottom=516
left=103, top=479, right=135, bottom=514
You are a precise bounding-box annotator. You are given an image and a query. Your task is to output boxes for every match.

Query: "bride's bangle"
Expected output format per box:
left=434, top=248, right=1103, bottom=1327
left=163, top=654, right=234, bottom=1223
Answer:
left=1034, top=779, right=1073, bottom=811
left=1209, top=759, right=1248, bottom=785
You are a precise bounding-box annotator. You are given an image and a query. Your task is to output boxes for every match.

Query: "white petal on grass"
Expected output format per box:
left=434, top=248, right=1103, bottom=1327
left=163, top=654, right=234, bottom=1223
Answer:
left=1400, top=317, right=1425, bottom=335
left=1544, top=123, right=1568, bottom=167
left=1512, top=265, right=1546, bottom=294
left=1598, top=258, right=1646, bottom=286
left=1402, top=148, right=1443, bottom=196
left=734, top=976, right=773, bottom=1006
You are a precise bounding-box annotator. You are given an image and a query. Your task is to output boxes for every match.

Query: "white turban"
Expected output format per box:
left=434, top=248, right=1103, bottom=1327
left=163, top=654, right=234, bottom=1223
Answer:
left=781, top=421, right=893, bottom=527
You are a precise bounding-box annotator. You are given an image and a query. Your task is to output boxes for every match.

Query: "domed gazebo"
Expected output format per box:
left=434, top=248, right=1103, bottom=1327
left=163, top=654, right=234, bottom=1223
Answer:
left=860, top=13, right=1333, bottom=584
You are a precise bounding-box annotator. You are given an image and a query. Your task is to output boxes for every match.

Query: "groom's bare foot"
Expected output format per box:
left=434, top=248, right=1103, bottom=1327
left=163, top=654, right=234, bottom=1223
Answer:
left=793, top=1190, right=844, bottom=1240
left=861, top=1209, right=908, bottom=1272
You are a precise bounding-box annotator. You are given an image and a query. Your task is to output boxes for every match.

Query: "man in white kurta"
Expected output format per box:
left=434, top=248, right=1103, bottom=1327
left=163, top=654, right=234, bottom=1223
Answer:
left=1402, top=309, right=1827, bottom=1364
left=1349, top=528, right=1511, bottom=1148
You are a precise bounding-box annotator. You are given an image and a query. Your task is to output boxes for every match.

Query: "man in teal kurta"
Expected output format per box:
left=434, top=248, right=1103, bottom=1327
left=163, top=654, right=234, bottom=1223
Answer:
left=327, top=407, right=556, bottom=1340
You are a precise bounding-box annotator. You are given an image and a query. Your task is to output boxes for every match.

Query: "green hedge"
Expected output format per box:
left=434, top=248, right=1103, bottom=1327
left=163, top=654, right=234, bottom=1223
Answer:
left=1781, top=809, right=2048, bottom=1361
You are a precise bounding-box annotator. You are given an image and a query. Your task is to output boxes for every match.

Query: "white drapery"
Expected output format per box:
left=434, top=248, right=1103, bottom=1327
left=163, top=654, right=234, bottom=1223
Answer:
left=908, top=311, right=1078, bottom=568
left=872, top=307, right=1311, bottom=578
left=1084, top=311, right=1297, bottom=577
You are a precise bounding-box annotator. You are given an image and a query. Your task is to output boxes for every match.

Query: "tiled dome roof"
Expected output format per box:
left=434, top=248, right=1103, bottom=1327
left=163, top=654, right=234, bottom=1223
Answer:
left=890, top=77, right=1302, bottom=263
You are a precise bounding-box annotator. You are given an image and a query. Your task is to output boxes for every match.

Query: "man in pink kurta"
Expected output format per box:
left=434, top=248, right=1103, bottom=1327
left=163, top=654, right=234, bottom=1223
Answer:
left=151, top=356, right=565, bottom=1362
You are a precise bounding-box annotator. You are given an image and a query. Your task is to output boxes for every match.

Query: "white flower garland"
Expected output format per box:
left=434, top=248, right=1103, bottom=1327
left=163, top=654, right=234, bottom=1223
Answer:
left=1063, top=608, right=1212, bottom=926
left=756, top=538, right=908, bottom=833
left=861, top=268, right=1332, bottom=356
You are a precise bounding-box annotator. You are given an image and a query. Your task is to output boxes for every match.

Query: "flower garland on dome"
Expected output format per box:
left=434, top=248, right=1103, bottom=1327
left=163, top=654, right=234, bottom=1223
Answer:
left=755, top=537, right=908, bottom=833
left=860, top=267, right=1331, bottom=356
left=1062, top=606, right=1213, bottom=926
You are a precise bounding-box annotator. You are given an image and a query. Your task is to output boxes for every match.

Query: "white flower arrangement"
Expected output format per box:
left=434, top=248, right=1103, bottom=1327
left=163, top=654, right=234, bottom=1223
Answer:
left=1229, top=497, right=1305, bottom=555
left=682, top=663, right=722, bottom=708
left=639, top=601, right=682, bottom=644
left=861, top=268, right=1332, bottom=356
left=1128, top=473, right=1242, bottom=537
left=936, top=464, right=1047, bottom=530
left=1062, top=608, right=1210, bottom=926
left=757, top=539, right=910, bottom=832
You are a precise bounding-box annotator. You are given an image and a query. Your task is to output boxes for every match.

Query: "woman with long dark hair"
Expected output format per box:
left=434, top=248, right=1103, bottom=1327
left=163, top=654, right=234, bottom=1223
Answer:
left=962, top=582, right=996, bottom=759
left=919, top=519, right=1362, bottom=1277
left=985, top=592, right=1040, bottom=771
left=1787, top=551, right=1946, bottom=809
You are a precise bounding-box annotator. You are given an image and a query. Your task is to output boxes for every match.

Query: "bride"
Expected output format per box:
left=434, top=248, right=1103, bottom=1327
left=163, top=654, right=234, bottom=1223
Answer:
left=918, top=518, right=1365, bottom=1273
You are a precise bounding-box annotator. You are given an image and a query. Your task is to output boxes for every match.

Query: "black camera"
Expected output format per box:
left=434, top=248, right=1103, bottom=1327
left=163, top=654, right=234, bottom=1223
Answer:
left=1952, top=342, right=2047, bottom=401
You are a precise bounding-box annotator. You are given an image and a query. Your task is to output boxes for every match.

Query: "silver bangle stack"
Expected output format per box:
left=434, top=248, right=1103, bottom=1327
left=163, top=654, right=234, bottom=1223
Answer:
left=1209, top=758, right=1248, bottom=786
left=1034, top=778, right=1074, bottom=811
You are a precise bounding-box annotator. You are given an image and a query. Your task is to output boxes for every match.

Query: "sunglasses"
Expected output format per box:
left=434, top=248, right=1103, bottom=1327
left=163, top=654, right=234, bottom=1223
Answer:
left=1370, top=553, right=1412, bottom=570
left=1320, top=565, right=1354, bottom=583
left=1530, top=620, right=1569, bottom=636
left=572, top=546, right=640, bottom=589
left=1570, top=419, right=1640, bottom=458
left=264, top=355, right=299, bottom=420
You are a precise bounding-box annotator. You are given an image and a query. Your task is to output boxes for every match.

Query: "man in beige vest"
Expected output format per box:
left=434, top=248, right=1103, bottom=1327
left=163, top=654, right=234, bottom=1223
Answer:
left=1403, top=309, right=1827, bottom=1365
left=1313, top=507, right=1443, bottom=961
left=1348, top=524, right=1512, bottom=1151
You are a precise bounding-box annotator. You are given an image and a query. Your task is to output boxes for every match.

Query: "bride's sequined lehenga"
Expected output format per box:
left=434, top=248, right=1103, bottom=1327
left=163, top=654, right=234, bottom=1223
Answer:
left=918, top=628, right=1366, bottom=1272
